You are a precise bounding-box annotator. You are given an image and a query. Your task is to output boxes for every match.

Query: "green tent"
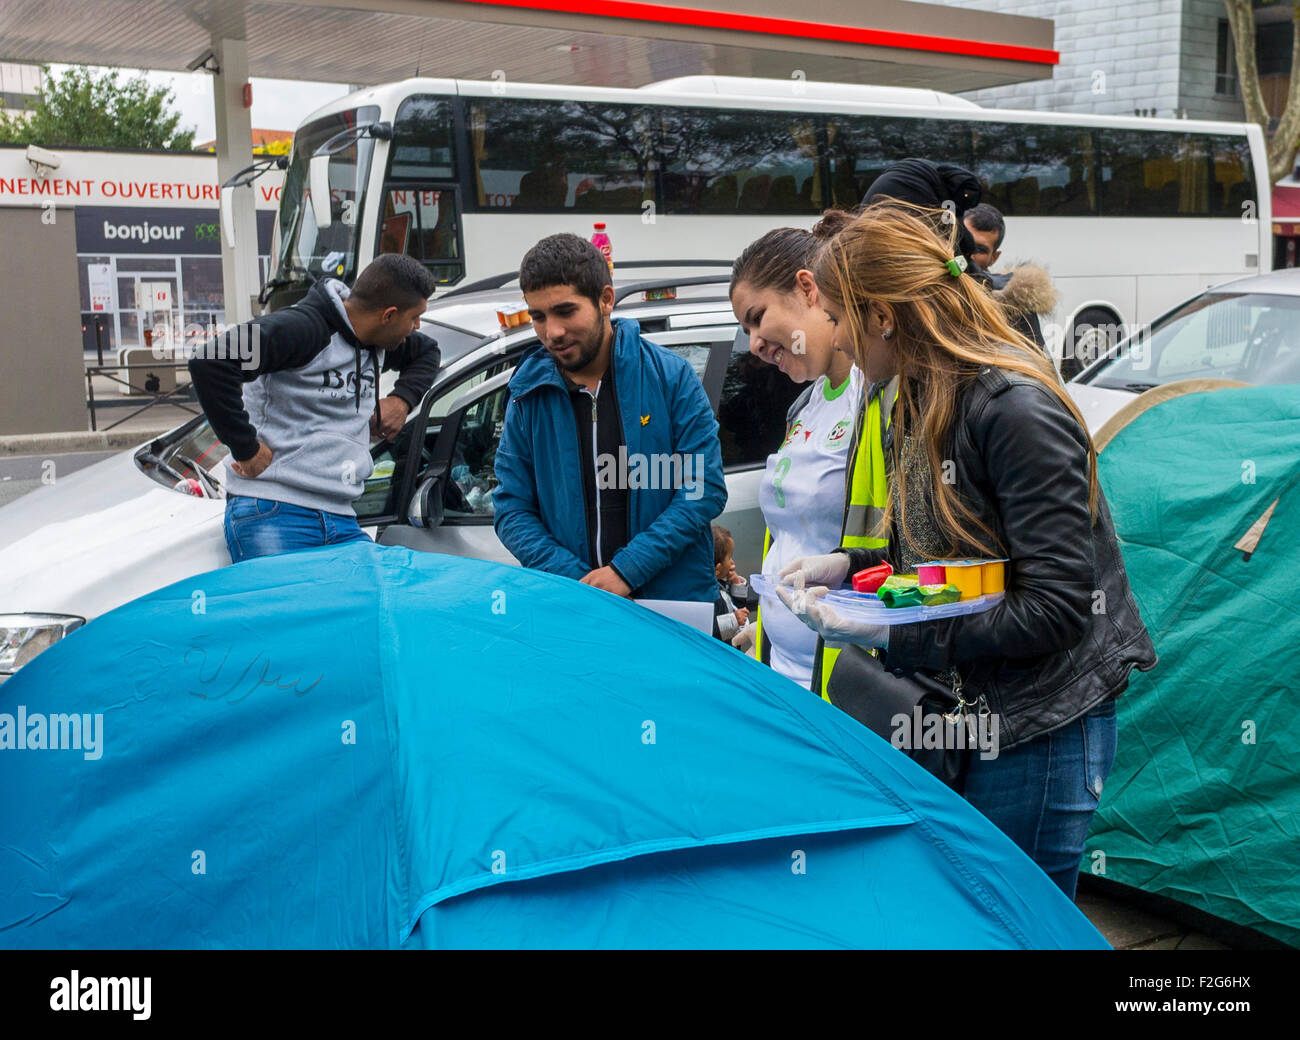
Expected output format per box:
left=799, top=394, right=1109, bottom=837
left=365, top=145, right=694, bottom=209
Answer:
left=1087, top=382, right=1300, bottom=947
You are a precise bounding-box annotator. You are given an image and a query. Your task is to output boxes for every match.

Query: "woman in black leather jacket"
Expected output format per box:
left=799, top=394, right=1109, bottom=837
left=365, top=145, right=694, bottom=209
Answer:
left=777, top=202, right=1157, bottom=899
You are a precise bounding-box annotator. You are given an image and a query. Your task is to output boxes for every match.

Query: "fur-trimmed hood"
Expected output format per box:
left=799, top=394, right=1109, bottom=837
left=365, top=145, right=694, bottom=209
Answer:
left=990, top=264, right=1057, bottom=316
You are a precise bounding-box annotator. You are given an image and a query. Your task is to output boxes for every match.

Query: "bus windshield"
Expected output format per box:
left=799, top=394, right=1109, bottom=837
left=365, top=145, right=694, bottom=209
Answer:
left=272, top=105, right=381, bottom=290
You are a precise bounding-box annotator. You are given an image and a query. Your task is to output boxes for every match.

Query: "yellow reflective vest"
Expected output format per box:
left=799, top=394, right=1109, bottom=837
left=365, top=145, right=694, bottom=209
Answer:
left=755, top=376, right=899, bottom=701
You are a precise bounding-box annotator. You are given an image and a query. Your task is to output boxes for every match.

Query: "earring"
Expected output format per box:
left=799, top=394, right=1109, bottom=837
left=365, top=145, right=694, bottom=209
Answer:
left=882, top=328, right=893, bottom=340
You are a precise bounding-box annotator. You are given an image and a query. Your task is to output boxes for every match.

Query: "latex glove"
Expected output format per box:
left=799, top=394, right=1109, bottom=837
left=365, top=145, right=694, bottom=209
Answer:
left=731, top=621, right=756, bottom=654
left=775, top=584, right=888, bottom=650
left=778, top=552, right=851, bottom=589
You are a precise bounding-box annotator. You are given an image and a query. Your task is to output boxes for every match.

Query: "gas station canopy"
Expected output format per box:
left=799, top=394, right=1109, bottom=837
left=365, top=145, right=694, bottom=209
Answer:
left=0, top=0, right=1056, bottom=324
left=0, top=0, right=1056, bottom=92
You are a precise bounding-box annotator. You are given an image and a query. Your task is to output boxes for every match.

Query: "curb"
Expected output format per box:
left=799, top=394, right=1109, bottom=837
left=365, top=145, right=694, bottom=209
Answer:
left=0, top=428, right=174, bottom=456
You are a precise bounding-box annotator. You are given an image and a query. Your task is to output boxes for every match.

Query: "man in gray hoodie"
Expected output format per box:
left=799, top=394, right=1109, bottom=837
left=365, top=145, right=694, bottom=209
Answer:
left=189, top=253, right=440, bottom=562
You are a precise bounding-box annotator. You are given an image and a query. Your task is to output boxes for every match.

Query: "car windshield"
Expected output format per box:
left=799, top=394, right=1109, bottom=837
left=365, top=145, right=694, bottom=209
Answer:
left=422, top=320, right=489, bottom=370
left=271, top=105, right=381, bottom=290
left=1088, top=291, right=1300, bottom=390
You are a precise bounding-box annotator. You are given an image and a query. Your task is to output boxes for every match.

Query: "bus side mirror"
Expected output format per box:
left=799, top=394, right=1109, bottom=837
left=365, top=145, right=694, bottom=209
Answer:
left=309, top=153, right=333, bottom=229
left=220, top=187, right=236, bottom=247
left=407, top=474, right=444, bottom=529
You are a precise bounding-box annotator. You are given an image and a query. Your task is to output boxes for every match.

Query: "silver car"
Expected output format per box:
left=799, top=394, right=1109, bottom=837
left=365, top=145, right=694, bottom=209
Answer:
left=1068, top=268, right=1300, bottom=432
left=0, top=267, right=801, bottom=679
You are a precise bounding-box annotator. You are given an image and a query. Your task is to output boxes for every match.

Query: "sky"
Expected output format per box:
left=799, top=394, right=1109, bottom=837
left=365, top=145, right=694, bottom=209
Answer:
left=48, top=64, right=352, bottom=140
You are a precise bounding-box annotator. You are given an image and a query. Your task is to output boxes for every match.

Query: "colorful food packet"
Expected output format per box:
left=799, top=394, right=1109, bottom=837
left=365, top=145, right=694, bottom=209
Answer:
left=852, top=562, right=894, bottom=593
left=918, top=584, right=961, bottom=606
left=875, top=576, right=961, bottom=608
left=878, top=574, right=919, bottom=591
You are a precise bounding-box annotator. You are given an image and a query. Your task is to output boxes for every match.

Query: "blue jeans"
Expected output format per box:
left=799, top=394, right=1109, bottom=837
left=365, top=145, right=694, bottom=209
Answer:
left=223, top=495, right=371, bottom=563
left=961, top=699, right=1118, bottom=901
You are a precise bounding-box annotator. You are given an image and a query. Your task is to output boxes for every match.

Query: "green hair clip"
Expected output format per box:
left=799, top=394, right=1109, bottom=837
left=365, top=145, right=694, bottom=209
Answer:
left=945, top=256, right=968, bottom=277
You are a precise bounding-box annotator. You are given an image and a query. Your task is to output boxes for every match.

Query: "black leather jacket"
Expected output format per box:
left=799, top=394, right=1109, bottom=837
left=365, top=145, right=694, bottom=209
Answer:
left=841, top=364, right=1157, bottom=749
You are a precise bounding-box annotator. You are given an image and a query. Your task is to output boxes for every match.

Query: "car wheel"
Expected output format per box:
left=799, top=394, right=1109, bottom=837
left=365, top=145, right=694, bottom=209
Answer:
left=1064, top=308, right=1121, bottom=381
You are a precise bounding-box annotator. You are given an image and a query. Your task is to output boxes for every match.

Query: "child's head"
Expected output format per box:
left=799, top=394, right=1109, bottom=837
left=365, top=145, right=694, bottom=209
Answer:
left=712, top=524, right=735, bottom=581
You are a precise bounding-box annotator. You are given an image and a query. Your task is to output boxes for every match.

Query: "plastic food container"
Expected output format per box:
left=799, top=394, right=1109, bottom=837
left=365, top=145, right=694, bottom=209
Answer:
left=751, top=575, right=1002, bottom=626
left=916, top=558, right=1010, bottom=601
left=496, top=303, right=531, bottom=330
left=981, top=560, right=1007, bottom=595
left=938, top=561, right=983, bottom=601
left=917, top=564, right=946, bottom=585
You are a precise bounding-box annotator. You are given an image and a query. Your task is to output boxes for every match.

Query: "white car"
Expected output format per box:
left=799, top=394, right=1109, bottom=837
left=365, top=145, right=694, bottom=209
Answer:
left=1, top=267, right=801, bottom=681
left=1067, top=268, right=1300, bottom=432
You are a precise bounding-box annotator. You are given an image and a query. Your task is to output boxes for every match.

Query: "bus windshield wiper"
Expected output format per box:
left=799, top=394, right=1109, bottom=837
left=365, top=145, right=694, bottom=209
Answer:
left=313, top=121, right=392, bottom=158
left=221, top=155, right=289, bottom=189
left=259, top=265, right=318, bottom=304
left=1093, top=380, right=1160, bottom=393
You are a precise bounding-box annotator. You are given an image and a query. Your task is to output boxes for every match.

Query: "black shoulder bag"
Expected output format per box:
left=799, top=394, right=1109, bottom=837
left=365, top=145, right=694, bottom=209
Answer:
left=825, top=646, right=974, bottom=790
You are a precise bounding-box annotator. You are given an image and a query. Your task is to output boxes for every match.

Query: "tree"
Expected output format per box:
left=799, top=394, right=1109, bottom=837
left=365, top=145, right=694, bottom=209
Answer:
left=255, top=138, right=291, bottom=157
left=0, top=65, right=196, bottom=151
left=1224, top=0, right=1300, bottom=182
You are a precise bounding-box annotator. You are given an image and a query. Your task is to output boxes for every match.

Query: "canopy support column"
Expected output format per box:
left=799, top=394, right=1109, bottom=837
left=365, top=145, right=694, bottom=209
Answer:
left=213, top=36, right=260, bottom=324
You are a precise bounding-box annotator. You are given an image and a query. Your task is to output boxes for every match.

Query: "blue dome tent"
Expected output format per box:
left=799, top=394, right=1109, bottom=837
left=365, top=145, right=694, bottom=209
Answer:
left=1, top=543, right=1105, bottom=949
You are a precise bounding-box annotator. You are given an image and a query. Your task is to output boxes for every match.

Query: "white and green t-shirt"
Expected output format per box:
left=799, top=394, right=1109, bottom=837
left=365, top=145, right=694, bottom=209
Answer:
left=759, top=367, right=864, bottom=688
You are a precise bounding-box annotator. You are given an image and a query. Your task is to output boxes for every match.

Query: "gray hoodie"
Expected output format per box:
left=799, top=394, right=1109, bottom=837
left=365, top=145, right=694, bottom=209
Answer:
left=190, top=278, right=440, bottom=514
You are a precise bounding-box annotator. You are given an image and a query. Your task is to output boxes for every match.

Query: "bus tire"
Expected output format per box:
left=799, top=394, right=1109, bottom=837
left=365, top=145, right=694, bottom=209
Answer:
left=1063, top=308, right=1120, bottom=381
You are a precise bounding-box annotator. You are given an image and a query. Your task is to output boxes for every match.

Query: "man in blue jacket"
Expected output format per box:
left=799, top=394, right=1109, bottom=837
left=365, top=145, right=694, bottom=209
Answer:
left=494, top=234, right=726, bottom=602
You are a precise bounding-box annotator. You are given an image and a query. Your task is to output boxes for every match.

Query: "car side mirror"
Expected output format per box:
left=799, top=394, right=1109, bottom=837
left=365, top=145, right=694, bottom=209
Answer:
left=407, top=474, right=445, bottom=529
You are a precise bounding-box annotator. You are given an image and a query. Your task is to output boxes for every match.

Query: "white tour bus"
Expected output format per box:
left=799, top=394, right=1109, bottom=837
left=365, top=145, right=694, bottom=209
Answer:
left=253, top=74, right=1272, bottom=377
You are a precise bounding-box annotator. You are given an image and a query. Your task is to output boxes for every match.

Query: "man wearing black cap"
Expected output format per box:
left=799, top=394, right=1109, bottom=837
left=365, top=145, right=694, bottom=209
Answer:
left=863, top=157, right=985, bottom=268
left=864, top=159, right=1054, bottom=355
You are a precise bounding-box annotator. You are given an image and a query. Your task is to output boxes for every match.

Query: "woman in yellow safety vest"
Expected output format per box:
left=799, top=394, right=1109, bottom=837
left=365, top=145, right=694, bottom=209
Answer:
left=729, top=210, right=892, bottom=694
left=777, top=201, right=1156, bottom=899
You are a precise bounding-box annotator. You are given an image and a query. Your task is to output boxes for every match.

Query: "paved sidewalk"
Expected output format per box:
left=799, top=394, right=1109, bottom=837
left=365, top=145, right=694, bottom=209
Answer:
left=0, top=365, right=197, bottom=455
left=0, top=423, right=178, bottom=456
left=1077, top=888, right=1229, bottom=950
left=0, top=449, right=118, bottom=507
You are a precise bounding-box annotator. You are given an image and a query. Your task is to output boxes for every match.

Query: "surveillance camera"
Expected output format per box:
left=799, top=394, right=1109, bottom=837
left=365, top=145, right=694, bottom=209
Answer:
left=186, top=49, right=220, bottom=74
left=26, top=144, right=62, bottom=171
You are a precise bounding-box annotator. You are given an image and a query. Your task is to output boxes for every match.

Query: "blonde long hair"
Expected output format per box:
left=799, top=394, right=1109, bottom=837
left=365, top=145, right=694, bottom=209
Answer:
left=814, top=201, right=1100, bottom=559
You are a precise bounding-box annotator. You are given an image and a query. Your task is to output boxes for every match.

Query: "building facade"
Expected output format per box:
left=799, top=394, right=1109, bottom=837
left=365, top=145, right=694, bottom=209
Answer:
left=0, top=61, right=41, bottom=116
left=0, top=146, right=282, bottom=359
left=945, top=0, right=1300, bottom=265
left=945, top=0, right=1246, bottom=122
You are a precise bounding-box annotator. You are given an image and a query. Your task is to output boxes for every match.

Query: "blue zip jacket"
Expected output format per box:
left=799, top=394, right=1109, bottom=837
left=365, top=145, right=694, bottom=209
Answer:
left=494, top=318, right=727, bottom=602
